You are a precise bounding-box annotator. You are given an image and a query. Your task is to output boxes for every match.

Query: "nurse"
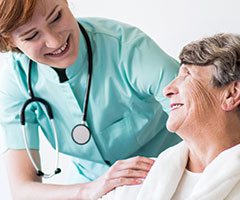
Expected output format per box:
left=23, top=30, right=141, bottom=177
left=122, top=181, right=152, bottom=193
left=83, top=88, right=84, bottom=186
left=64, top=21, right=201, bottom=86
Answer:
left=0, top=0, right=181, bottom=199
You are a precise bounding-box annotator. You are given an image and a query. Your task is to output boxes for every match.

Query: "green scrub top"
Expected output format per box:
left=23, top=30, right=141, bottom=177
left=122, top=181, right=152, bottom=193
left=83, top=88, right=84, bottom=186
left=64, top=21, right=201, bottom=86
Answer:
left=0, top=18, right=181, bottom=182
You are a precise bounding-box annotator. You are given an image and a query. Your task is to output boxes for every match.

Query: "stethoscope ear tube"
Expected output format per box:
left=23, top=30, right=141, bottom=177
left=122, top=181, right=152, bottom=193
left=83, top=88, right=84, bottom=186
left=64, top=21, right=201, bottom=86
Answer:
left=20, top=62, right=61, bottom=178
left=36, top=168, right=61, bottom=177
left=21, top=115, right=61, bottom=178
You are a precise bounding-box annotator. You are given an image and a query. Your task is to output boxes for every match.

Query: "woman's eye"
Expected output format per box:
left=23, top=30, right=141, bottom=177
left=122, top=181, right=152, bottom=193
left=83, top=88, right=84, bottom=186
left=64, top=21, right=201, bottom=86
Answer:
left=184, top=71, right=191, bottom=77
left=25, top=32, right=38, bottom=41
left=52, top=12, right=61, bottom=23
left=183, top=70, right=191, bottom=76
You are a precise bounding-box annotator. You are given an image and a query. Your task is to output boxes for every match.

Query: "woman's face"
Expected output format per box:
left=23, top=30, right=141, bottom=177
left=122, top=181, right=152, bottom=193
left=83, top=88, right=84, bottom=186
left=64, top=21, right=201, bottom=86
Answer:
left=10, top=0, right=79, bottom=68
left=163, top=64, right=224, bottom=134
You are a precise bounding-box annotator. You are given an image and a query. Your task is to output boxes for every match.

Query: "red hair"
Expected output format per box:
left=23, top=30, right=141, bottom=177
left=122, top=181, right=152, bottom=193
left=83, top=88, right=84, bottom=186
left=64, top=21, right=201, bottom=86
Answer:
left=0, top=0, right=37, bottom=52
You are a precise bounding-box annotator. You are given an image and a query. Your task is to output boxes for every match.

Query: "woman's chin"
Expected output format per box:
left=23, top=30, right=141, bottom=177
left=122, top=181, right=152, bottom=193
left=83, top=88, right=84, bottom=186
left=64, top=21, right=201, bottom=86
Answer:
left=166, top=122, right=178, bottom=133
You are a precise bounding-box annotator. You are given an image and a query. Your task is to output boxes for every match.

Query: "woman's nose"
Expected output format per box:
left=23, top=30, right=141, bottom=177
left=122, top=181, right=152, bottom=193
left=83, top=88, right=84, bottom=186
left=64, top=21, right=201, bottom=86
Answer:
left=163, top=80, right=179, bottom=98
left=44, top=30, right=63, bottom=48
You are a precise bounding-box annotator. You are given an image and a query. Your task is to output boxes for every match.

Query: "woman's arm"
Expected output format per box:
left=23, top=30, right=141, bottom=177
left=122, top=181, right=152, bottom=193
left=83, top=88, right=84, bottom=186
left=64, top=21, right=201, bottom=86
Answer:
left=4, top=150, right=154, bottom=200
left=4, top=150, right=79, bottom=200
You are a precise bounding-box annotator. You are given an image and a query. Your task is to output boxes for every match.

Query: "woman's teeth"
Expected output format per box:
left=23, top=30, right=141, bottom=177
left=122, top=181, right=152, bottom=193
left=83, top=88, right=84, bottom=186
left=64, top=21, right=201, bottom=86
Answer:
left=171, top=104, right=183, bottom=109
left=51, top=42, right=68, bottom=55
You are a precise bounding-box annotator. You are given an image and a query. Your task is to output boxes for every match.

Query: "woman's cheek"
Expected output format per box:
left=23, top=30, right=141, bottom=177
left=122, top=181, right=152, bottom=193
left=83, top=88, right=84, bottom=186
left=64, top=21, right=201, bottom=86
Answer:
left=188, top=81, right=219, bottom=123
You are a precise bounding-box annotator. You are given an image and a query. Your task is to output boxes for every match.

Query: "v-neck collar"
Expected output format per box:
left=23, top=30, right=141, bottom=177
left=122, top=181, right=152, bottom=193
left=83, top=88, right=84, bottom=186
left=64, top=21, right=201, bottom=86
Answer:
left=37, top=27, right=88, bottom=83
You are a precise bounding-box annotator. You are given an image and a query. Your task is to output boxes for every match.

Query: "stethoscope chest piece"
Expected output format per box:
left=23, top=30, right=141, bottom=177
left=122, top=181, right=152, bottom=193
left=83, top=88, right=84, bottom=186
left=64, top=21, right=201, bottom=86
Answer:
left=71, top=124, right=91, bottom=145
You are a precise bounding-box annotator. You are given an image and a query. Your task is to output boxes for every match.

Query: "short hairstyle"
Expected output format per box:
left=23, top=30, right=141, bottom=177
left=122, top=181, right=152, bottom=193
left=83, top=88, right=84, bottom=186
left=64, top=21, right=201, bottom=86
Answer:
left=179, top=33, right=240, bottom=87
left=0, top=0, right=68, bottom=53
left=0, top=0, right=37, bottom=52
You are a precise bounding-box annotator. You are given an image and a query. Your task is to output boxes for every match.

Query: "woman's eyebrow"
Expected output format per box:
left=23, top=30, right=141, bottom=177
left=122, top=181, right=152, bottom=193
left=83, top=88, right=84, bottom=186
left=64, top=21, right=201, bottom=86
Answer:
left=18, top=5, right=60, bottom=38
left=46, top=5, right=59, bottom=21
left=19, top=28, right=36, bottom=37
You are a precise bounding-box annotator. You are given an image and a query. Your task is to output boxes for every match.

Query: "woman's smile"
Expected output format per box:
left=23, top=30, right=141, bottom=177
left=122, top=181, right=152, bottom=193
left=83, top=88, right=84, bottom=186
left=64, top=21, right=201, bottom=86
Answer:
left=170, top=103, right=184, bottom=111
left=46, top=35, right=70, bottom=57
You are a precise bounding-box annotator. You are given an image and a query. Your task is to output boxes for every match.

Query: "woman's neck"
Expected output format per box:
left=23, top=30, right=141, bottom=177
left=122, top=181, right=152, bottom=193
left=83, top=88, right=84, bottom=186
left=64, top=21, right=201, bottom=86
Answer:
left=183, top=115, right=240, bottom=173
left=186, top=140, right=240, bottom=173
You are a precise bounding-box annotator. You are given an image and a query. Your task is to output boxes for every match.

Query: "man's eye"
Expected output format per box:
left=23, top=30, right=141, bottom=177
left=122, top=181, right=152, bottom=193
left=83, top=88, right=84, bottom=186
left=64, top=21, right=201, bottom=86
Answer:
left=25, top=32, right=38, bottom=41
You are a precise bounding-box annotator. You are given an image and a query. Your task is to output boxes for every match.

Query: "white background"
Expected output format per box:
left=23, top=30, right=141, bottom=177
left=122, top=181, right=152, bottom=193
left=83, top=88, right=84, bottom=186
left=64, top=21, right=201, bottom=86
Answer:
left=0, top=0, right=239, bottom=199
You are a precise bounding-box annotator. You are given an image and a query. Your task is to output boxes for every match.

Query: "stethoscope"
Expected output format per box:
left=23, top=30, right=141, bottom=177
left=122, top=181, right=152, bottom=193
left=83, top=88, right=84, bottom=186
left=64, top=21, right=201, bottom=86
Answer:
left=20, top=23, right=93, bottom=178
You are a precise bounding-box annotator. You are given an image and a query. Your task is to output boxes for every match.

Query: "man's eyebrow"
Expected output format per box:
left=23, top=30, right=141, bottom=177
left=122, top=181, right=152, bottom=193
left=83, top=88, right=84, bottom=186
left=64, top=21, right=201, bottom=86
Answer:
left=46, top=5, right=59, bottom=21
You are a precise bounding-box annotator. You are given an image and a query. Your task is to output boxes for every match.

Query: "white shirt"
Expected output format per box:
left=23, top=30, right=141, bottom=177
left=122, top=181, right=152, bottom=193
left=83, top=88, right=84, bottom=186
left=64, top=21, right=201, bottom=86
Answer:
left=172, top=169, right=202, bottom=200
left=100, top=142, right=240, bottom=200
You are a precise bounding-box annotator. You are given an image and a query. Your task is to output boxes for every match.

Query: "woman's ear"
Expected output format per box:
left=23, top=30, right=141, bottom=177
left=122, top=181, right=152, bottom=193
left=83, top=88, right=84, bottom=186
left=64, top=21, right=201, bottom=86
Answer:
left=221, top=81, right=240, bottom=111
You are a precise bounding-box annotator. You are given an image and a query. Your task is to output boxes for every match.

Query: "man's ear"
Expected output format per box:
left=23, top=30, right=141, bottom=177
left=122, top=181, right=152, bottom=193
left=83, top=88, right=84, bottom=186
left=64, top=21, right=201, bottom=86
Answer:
left=222, top=81, right=240, bottom=111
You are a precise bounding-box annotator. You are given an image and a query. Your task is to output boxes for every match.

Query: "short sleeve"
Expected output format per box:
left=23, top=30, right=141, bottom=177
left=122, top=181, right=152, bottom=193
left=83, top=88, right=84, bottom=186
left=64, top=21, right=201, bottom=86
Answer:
left=121, top=32, right=179, bottom=113
left=0, top=56, right=40, bottom=153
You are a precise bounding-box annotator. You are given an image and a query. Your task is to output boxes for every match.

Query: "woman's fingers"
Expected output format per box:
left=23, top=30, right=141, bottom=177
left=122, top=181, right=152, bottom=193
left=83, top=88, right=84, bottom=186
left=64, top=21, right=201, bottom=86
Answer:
left=107, top=168, right=148, bottom=179
left=101, top=156, right=154, bottom=187
left=87, top=156, right=155, bottom=199
left=111, top=156, right=155, bottom=172
left=105, top=177, right=143, bottom=188
left=106, top=156, right=155, bottom=180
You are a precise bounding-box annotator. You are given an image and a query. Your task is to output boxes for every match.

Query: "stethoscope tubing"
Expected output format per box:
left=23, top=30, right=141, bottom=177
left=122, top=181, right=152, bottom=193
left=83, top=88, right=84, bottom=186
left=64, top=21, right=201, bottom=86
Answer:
left=20, top=22, right=92, bottom=178
left=78, top=23, right=93, bottom=123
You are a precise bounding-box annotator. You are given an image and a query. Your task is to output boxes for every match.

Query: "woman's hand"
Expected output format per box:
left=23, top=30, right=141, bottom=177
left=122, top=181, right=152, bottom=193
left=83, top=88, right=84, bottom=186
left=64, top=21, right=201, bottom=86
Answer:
left=82, top=156, right=155, bottom=199
left=5, top=150, right=154, bottom=200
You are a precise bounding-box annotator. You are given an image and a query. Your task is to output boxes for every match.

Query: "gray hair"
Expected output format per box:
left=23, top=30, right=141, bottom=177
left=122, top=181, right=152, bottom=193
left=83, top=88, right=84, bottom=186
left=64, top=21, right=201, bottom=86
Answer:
left=179, top=33, right=240, bottom=87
